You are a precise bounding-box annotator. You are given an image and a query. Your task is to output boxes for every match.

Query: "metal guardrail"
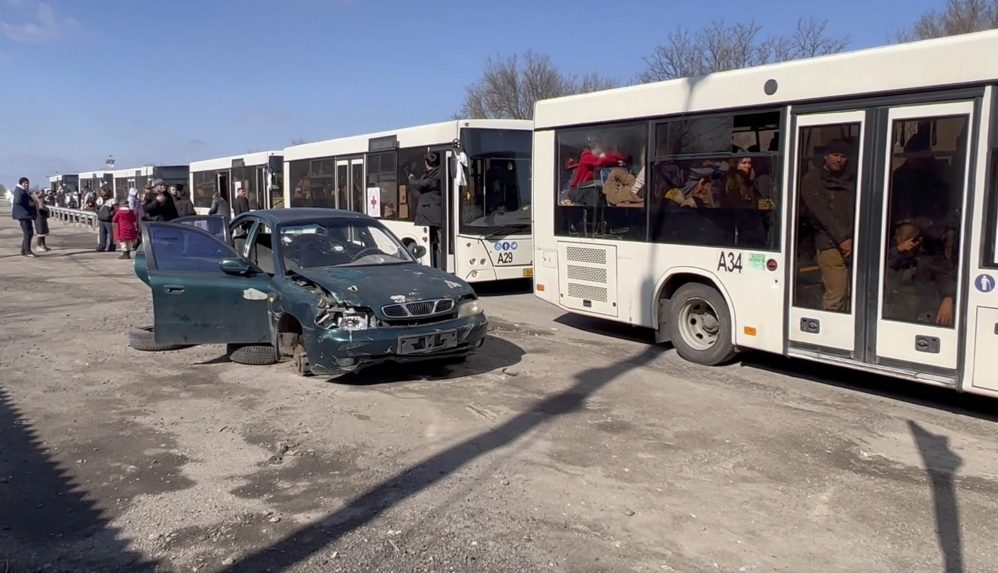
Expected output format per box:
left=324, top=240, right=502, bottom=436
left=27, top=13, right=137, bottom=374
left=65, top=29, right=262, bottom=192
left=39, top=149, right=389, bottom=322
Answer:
left=46, top=205, right=100, bottom=233
left=4, top=197, right=100, bottom=233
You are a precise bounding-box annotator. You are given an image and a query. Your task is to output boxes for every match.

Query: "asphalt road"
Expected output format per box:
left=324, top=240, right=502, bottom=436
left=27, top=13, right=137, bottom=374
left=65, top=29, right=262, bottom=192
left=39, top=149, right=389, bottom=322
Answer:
left=1, top=215, right=996, bottom=573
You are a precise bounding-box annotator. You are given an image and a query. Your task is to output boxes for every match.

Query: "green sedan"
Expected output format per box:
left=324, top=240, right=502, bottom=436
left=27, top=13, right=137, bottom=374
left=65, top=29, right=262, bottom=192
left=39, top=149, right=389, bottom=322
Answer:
left=133, top=209, right=488, bottom=376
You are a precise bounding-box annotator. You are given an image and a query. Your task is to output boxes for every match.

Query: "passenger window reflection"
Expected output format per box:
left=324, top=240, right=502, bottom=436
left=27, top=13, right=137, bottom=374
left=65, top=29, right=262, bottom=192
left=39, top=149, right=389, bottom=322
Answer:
left=882, top=115, right=967, bottom=328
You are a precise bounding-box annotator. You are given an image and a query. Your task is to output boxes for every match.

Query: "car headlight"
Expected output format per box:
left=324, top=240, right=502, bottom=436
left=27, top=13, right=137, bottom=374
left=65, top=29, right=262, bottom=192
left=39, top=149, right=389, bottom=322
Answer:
left=315, top=309, right=371, bottom=330
left=337, top=310, right=369, bottom=331
left=457, top=299, right=483, bottom=318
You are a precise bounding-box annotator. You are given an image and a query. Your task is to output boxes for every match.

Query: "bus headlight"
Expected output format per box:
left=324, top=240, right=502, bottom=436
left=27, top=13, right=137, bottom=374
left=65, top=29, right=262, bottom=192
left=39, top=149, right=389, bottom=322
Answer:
left=458, top=299, right=483, bottom=318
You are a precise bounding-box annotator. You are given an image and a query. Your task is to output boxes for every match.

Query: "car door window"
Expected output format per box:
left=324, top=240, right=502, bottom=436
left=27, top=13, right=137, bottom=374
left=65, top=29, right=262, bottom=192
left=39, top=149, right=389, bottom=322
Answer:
left=248, top=224, right=275, bottom=275
left=232, top=219, right=256, bottom=257
left=149, top=224, right=237, bottom=273
left=174, top=216, right=229, bottom=242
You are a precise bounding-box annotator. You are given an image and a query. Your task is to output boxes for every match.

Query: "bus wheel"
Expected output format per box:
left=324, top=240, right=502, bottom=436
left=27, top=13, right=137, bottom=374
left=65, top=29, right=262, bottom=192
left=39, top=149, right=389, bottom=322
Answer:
left=666, top=283, right=736, bottom=366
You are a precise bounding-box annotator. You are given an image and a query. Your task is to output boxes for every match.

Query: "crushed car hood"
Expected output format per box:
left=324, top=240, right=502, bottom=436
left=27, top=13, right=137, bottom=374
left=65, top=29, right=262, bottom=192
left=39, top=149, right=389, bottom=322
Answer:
left=292, top=264, right=475, bottom=307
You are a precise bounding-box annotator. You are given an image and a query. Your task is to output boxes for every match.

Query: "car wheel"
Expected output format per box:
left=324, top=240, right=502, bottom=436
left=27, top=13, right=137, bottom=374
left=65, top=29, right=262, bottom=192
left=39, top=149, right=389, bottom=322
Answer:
left=227, top=344, right=278, bottom=366
left=665, top=283, right=737, bottom=366
left=291, top=342, right=312, bottom=377
left=128, top=325, right=190, bottom=352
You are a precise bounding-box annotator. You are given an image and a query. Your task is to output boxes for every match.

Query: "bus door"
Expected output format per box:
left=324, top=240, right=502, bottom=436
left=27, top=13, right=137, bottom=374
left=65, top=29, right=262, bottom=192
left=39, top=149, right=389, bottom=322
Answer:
left=788, top=102, right=974, bottom=377
left=788, top=111, right=868, bottom=356
left=217, top=171, right=230, bottom=203
left=871, top=102, right=972, bottom=373
left=335, top=157, right=364, bottom=212
left=433, top=145, right=454, bottom=273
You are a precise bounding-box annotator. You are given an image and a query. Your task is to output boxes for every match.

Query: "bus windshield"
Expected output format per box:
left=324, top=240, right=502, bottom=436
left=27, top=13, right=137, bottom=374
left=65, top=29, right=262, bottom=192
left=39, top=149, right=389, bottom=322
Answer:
left=459, top=128, right=531, bottom=233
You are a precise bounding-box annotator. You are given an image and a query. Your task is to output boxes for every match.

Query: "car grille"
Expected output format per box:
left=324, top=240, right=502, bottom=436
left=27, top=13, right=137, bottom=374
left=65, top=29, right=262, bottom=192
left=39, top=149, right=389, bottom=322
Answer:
left=382, top=298, right=455, bottom=319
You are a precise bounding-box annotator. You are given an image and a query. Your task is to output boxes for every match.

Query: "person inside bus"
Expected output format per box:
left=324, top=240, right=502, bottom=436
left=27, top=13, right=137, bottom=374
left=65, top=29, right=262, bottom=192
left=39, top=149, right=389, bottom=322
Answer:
left=721, top=157, right=762, bottom=209
left=799, top=139, right=855, bottom=313
left=721, top=156, right=770, bottom=245
left=884, top=221, right=955, bottom=326
left=602, top=150, right=646, bottom=208
left=568, top=143, right=628, bottom=190
left=890, top=128, right=951, bottom=224
left=409, top=152, right=443, bottom=267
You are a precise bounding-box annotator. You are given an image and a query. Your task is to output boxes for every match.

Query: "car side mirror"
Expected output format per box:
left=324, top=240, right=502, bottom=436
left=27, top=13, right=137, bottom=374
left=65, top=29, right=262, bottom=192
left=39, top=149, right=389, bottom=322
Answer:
left=408, top=244, right=427, bottom=259
left=220, top=257, right=254, bottom=276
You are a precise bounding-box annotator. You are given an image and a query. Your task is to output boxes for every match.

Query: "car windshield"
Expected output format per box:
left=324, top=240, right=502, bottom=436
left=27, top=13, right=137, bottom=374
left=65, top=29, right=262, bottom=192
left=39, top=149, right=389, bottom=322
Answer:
left=280, top=219, right=414, bottom=270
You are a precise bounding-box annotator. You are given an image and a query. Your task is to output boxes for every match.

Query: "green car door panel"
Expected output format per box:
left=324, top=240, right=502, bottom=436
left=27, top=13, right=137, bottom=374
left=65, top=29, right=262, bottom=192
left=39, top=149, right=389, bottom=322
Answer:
left=142, top=222, right=273, bottom=345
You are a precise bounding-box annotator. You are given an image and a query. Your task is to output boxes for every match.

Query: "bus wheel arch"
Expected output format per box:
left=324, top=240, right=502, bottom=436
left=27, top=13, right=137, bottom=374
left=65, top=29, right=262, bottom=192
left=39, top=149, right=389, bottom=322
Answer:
left=654, top=272, right=738, bottom=366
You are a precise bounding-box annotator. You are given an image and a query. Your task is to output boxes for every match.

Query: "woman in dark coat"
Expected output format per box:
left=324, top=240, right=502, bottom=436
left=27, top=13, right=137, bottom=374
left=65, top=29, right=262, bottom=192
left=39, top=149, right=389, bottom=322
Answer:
left=33, top=192, right=51, bottom=251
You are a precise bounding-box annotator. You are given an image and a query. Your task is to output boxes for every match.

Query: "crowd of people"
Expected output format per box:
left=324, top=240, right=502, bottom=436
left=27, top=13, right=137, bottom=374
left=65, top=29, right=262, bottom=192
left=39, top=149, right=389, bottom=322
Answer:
left=9, top=177, right=198, bottom=259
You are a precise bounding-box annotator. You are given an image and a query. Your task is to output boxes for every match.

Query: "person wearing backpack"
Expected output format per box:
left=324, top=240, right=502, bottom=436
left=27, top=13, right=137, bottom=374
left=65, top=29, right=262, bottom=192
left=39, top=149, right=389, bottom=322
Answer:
left=96, top=187, right=117, bottom=252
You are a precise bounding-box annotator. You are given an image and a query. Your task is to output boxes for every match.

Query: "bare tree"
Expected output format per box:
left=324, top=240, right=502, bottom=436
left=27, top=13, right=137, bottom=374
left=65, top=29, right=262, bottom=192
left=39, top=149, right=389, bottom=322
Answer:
left=460, top=51, right=619, bottom=120
left=783, top=18, right=850, bottom=59
left=899, top=0, right=998, bottom=40
left=641, top=18, right=848, bottom=82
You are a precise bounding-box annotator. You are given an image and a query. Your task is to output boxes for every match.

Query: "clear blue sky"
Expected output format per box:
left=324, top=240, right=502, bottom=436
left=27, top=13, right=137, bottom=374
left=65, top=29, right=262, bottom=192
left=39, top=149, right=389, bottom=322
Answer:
left=1, top=0, right=945, bottom=188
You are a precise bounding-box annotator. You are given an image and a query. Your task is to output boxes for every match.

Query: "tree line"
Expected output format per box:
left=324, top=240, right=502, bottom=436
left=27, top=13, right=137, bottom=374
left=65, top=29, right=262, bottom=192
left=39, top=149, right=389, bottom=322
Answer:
left=460, top=0, right=998, bottom=120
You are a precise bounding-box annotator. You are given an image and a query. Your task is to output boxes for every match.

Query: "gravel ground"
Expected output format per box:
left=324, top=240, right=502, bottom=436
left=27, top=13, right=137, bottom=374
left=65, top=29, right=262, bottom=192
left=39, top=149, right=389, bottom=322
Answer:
left=1, top=215, right=997, bottom=573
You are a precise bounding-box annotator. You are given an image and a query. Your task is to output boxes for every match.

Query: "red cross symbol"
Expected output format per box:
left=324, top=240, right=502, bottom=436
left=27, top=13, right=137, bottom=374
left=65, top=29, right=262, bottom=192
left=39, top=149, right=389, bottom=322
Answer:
left=370, top=196, right=378, bottom=209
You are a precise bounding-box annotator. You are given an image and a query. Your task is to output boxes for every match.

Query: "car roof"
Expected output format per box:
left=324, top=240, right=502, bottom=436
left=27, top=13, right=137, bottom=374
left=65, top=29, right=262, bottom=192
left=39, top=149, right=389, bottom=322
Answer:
left=234, top=208, right=371, bottom=226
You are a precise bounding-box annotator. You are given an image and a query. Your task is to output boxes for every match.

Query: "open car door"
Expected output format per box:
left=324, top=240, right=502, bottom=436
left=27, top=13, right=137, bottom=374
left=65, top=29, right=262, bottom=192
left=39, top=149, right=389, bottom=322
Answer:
left=173, top=215, right=231, bottom=244
left=142, top=221, right=272, bottom=345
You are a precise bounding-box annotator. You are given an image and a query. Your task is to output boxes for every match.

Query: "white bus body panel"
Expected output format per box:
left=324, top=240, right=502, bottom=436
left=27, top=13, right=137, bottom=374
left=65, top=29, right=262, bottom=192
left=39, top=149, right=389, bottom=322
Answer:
left=283, top=119, right=534, bottom=282
left=533, top=31, right=998, bottom=395
left=963, top=86, right=998, bottom=396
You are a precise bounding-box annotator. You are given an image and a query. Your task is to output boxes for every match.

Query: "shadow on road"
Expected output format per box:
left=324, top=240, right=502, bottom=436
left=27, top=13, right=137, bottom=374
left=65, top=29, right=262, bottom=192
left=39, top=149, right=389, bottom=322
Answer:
left=0, top=385, right=154, bottom=571
left=745, top=353, right=998, bottom=422
left=553, top=312, right=658, bottom=345
left=472, top=278, right=533, bottom=297
left=550, top=311, right=997, bottom=421
left=909, top=421, right=965, bottom=573
left=329, top=334, right=525, bottom=385
left=221, top=345, right=663, bottom=572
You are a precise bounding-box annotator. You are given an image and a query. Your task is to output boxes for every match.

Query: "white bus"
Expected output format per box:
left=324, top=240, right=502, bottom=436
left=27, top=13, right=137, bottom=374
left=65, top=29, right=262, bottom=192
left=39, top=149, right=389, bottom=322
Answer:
left=79, top=170, right=114, bottom=196
left=190, top=151, right=284, bottom=214
left=533, top=30, right=998, bottom=397
left=112, top=165, right=189, bottom=200
left=283, top=119, right=533, bottom=282
left=48, top=173, right=79, bottom=194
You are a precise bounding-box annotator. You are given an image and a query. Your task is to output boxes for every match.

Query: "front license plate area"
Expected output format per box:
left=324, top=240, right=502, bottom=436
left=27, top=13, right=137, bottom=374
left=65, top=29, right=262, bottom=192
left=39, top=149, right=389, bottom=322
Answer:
left=398, top=330, right=458, bottom=355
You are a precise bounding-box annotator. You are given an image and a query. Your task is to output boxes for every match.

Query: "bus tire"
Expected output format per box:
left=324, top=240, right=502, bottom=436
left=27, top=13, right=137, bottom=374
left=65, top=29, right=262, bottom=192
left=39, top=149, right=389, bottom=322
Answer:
left=665, top=283, right=737, bottom=366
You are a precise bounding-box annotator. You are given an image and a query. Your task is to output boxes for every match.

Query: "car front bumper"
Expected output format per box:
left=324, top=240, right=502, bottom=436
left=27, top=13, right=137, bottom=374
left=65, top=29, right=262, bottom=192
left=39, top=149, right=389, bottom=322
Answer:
left=305, top=313, right=488, bottom=376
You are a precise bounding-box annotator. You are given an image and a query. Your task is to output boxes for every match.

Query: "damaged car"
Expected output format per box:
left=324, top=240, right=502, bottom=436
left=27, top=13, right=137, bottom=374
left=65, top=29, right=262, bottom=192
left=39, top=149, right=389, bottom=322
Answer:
left=131, top=209, right=489, bottom=376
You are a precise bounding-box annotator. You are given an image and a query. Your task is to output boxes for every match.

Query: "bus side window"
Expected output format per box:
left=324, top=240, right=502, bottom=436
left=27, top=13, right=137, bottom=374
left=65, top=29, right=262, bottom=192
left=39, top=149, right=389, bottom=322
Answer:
left=554, top=122, right=647, bottom=241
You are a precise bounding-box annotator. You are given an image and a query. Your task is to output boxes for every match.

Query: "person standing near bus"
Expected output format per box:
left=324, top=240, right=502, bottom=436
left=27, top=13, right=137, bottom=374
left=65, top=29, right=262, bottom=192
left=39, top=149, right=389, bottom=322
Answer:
left=208, top=191, right=231, bottom=225
left=233, top=187, right=250, bottom=215
left=409, top=152, right=443, bottom=267
left=11, top=177, right=37, bottom=257
left=800, top=140, right=855, bottom=312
